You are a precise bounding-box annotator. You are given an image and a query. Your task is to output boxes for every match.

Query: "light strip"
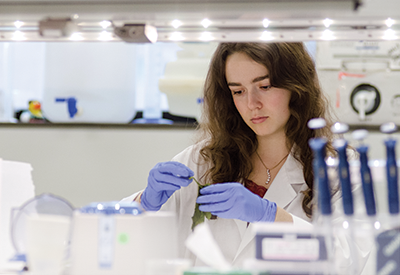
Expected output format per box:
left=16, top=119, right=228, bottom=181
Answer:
left=201, top=18, right=211, bottom=28
left=0, top=24, right=399, bottom=42
left=385, top=18, right=395, bottom=28
left=262, top=19, right=270, bottom=28
left=97, top=31, right=113, bottom=41
left=323, top=18, right=333, bottom=28
left=14, top=20, right=24, bottom=29
left=69, top=32, right=84, bottom=41
left=171, top=19, right=182, bottom=29
left=199, top=31, right=213, bottom=41
left=12, top=30, right=26, bottom=40
left=383, top=28, right=397, bottom=40
left=260, top=31, right=274, bottom=41
left=321, top=29, right=335, bottom=40
left=100, top=20, right=112, bottom=29
left=169, top=31, right=185, bottom=41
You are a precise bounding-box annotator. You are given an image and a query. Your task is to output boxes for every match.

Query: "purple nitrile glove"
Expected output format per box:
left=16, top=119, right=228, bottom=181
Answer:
left=141, top=161, right=194, bottom=211
left=196, top=182, right=277, bottom=222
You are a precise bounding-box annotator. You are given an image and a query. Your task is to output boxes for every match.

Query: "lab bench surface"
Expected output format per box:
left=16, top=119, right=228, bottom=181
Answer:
left=0, top=122, right=198, bottom=130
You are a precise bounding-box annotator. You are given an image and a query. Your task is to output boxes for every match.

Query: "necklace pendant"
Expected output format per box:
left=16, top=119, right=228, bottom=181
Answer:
left=265, top=169, right=271, bottom=185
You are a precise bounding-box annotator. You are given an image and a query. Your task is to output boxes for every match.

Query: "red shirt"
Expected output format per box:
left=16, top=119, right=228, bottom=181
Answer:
left=244, top=179, right=267, bottom=198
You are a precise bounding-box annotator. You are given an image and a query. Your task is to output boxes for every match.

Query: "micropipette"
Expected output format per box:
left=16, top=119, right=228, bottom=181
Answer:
left=331, top=122, right=354, bottom=216
left=308, top=118, right=334, bottom=275
left=380, top=122, right=399, bottom=216
left=331, top=122, right=358, bottom=275
left=375, top=122, right=400, bottom=275
left=308, top=118, right=332, bottom=218
left=352, top=129, right=377, bottom=219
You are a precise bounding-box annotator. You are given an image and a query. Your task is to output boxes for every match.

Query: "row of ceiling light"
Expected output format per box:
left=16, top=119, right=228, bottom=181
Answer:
left=2, top=17, right=399, bottom=42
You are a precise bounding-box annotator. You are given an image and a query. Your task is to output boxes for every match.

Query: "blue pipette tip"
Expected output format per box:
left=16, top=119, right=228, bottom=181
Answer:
left=307, top=118, right=326, bottom=130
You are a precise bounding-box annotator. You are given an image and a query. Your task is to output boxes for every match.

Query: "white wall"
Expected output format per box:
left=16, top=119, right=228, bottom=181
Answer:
left=0, top=124, right=398, bottom=209
left=0, top=126, right=196, bottom=208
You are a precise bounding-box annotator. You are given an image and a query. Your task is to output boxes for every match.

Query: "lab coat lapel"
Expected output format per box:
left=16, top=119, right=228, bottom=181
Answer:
left=264, top=153, right=300, bottom=209
left=233, top=153, right=305, bottom=263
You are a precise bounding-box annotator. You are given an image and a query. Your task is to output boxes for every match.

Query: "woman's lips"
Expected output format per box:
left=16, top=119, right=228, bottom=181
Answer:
left=251, top=116, right=268, bottom=124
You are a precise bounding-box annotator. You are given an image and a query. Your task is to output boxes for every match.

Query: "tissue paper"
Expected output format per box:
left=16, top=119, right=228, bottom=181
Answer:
left=185, top=223, right=231, bottom=272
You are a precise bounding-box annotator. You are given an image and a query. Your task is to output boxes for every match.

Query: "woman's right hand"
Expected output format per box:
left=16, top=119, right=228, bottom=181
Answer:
left=141, top=161, right=194, bottom=211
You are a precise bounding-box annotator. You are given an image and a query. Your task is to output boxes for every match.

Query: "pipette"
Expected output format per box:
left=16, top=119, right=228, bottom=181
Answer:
left=331, top=122, right=358, bottom=275
left=331, top=122, right=354, bottom=216
left=308, top=118, right=331, bottom=217
left=375, top=122, right=400, bottom=275
left=380, top=122, right=399, bottom=215
left=352, top=129, right=377, bottom=219
left=307, top=118, right=334, bottom=275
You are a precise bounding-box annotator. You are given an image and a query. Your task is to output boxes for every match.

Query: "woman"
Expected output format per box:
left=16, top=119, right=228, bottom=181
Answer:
left=124, top=42, right=349, bottom=267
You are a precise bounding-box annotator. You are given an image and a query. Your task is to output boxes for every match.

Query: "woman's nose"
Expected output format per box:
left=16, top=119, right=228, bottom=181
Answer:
left=247, top=89, right=262, bottom=109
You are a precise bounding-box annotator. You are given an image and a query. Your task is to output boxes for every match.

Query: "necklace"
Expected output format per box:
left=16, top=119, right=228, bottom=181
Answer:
left=255, top=151, right=289, bottom=186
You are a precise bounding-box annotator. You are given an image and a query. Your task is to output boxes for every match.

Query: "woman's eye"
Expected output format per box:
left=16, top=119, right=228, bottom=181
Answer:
left=260, top=85, right=271, bottom=90
left=232, top=90, right=243, bottom=95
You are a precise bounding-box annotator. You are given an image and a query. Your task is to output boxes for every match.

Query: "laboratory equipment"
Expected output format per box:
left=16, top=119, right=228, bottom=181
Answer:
left=158, top=42, right=218, bottom=121
left=114, top=23, right=158, bottom=43
left=317, top=41, right=400, bottom=127
left=243, top=223, right=329, bottom=275
left=352, top=129, right=377, bottom=217
left=307, top=118, right=335, bottom=275
left=336, top=70, right=400, bottom=126
left=331, top=122, right=361, bottom=275
left=67, top=201, right=179, bottom=275
left=307, top=118, right=332, bottom=218
left=374, top=122, right=400, bottom=275
left=331, top=122, right=354, bottom=216
left=380, top=122, right=399, bottom=215
left=343, top=125, right=400, bottom=275
left=9, top=193, right=74, bottom=273
left=375, top=227, right=400, bottom=275
left=39, top=17, right=78, bottom=38
left=0, top=159, right=34, bottom=271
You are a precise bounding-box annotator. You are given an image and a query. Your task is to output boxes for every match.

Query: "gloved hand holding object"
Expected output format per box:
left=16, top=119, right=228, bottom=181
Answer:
left=141, top=161, right=194, bottom=211
left=196, top=182, right=277, bottom=223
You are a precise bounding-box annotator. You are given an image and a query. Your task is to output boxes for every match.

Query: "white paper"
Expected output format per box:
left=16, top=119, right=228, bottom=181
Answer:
left=0, top=159, right=35, bottom=270
left=185, top=223, right=231, bottom=272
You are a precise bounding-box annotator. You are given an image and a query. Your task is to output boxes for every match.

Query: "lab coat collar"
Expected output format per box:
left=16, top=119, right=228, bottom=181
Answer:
left=265, top=152, right=306, bottom=208
left=233, top=152, right=306, bottom=263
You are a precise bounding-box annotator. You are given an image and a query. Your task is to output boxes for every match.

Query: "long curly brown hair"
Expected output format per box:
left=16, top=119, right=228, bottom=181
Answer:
left=197, top=42, right=335, bottom=217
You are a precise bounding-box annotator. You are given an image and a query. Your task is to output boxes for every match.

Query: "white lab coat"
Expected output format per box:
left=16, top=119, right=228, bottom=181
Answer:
left=166, top=142, right=313, bottom=267
left=122, top=142, right=372, bottom=273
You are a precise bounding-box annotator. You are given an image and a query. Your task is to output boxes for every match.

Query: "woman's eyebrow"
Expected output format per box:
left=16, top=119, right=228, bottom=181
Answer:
left=227, top=82, right=240, bottom=87
left=252, top=74, right=269, bottom=83
left=227, top=74, right=269, bottom=87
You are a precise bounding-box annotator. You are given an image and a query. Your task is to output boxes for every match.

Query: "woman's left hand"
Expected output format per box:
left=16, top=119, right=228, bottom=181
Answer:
left=196, top=182, right=277, bottom=223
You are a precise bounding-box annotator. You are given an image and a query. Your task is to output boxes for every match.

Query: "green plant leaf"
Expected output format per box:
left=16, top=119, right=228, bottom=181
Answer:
left=190, top=177, right=212, bottom=230
left=191, top=203, right=205, bottom=230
